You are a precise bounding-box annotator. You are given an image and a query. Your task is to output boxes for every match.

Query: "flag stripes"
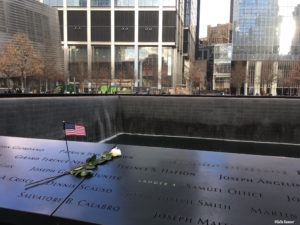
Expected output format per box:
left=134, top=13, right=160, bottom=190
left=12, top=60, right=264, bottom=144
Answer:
left=63, top=122, right=86, bottom=136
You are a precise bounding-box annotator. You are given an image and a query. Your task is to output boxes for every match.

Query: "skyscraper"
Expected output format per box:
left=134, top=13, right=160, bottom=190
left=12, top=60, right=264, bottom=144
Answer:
left=42, top=0, right=200, bottom=93
left=232, top=0, right=300, bottom=96
left=230, top=0, right=234, bottom=23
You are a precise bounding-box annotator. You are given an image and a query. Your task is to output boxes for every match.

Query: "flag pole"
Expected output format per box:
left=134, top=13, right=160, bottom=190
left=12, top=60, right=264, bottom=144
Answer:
left=62, top=121, right=71, bottom=162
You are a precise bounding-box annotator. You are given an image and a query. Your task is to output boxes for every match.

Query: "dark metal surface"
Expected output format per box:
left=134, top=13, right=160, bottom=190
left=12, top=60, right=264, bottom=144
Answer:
left=0, top=136, right=299, bottom=225
left=54, top=144, right=300, bottom=225
left=0, top=136, right=112, bottom=225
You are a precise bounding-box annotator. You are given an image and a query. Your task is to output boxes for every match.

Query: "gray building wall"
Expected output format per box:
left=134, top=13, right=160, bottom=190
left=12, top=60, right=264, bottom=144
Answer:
left=0, top=0, right=63, bottom=71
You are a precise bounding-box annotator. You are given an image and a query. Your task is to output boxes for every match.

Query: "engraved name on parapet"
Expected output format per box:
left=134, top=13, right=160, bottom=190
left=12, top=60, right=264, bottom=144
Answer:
left=219, top=174, right=300, bottom=189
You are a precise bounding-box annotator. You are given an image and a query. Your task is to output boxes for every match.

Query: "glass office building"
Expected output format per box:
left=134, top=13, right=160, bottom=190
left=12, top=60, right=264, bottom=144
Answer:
left=42, top=0, right=200, bottom=93
left=213, top=44, right=232, bottom=92
left=232, top=0, right=300, bottom=96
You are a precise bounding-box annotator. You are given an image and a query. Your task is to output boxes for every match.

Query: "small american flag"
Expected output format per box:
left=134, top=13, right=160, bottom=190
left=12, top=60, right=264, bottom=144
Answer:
left=63, top=122, right=86, bottom=136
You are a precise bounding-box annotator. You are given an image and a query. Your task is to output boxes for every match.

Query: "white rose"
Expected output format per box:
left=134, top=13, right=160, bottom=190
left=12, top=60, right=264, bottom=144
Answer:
left=110, top=147, right=122, bottom=157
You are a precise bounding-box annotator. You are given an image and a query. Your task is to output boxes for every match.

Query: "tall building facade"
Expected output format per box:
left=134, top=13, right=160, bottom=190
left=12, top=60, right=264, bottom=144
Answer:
left=232, top=0, right=300, bottom=96
left=230, top=0, right=234, bottom=23
left=43, top=0, right=200, bottom=93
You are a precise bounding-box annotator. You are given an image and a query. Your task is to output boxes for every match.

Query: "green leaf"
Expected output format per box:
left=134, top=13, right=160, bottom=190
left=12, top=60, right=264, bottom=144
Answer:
left=74, top=170, right=82, bottom=176
left=80, top=170, right=93, bottom=177
left=91, top=154, right=97, bottom=162
left=101, top=151, right=109, bottom=160
left=106, top=154, right=112, bottom=161
left=86, top=170, right=93, bottom=175
left=73, top=166, right=83, bottom=171
left=86, top=165, right=96, bottom=170
left=87, top=161, right=97, bottom=167
left=80, top=170, right=88, bottom=176
left=86, top=154, right=97, bottom=164
left=96, top=158, right=105, bottom=164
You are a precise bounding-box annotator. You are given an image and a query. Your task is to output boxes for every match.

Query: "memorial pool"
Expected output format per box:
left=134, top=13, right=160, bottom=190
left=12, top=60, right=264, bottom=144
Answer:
left=105, top=133, right=300, bottom=158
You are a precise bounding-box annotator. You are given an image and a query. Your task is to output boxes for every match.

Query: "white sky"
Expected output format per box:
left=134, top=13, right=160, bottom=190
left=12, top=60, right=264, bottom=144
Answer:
left=200, top=0, right=231, bottom=38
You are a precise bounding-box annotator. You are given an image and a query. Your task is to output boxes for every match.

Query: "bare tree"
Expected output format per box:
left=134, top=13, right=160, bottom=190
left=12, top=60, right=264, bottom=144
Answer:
left=184, top=61, right=204, bottom=95
left=277, top=73, right=289, bottom=96
left=289, top=61, right=300, bottom=96
left=0, top=33, right=65, bottom=93
left=161, top=61, right=173, bottom=93
left=0, top=43, right=16, bottom=89
left=37, top=64, right=64, bottom=94
left=161, top=71, right=172, bottom=94
left=92, top=64, right=111, bottom=93
left=276, top=62, right=300, bottom=96
left=116, top=64, right=134, bottom=92
left=231, top=61, right=246, bottom=95
left=69, top=62, right=87, bottom=93
left=261, top=60, right=275, bottom=95
left=190, top=62, right=204, bottom=94
left=37, top=43, right=64, bottom=93
left=2, top=33, right=44, bottom=92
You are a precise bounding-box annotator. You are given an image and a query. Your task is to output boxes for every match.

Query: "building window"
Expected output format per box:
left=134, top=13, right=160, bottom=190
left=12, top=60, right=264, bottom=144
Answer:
left=68, top=45, right=87, bottom=82
left=139, top=11, right=158, bottom=42
left=92, top=46, right=111, bottom=85
left=115, top=46, right=135, bottom=83
left=91, top=0, right=110, bottom=7
left=44, top=0, right=63, bottom=7
left=139, top=47, right=158, bottom=88
left=215, top=63, right=231, bottom=74
left=199, top=51, right=203, bottom=59
left=67, top=11, right=87, bottom=41
left=203, top=50, right=207, bottom=59
left=215, top=77, right=230, bottom=90
left=248, top=62, right=255, bottom=91
left=183, top=29, right=189, bottom=53
left=115, top=11, right=134, bottom=42
left=184, top=0, right=190, bottom=26
left=58, top=10, right=63, bottom=41
left=91, top=11, right=110, bottom=41
left=163, top=11, right=176, bottom=42
left=138, top=0, right=159, bottom=7
left=162, top=47, right=174, bottom=88
left=67, top=0, right=87, bottom=7
left=115, top=0, right=134, bottom=7
left=163, top=0, right=176, bottom=7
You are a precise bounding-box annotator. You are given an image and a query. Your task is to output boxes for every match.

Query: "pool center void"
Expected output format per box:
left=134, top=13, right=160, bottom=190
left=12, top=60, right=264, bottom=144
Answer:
left=0, top=96, right=299, bottom=157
